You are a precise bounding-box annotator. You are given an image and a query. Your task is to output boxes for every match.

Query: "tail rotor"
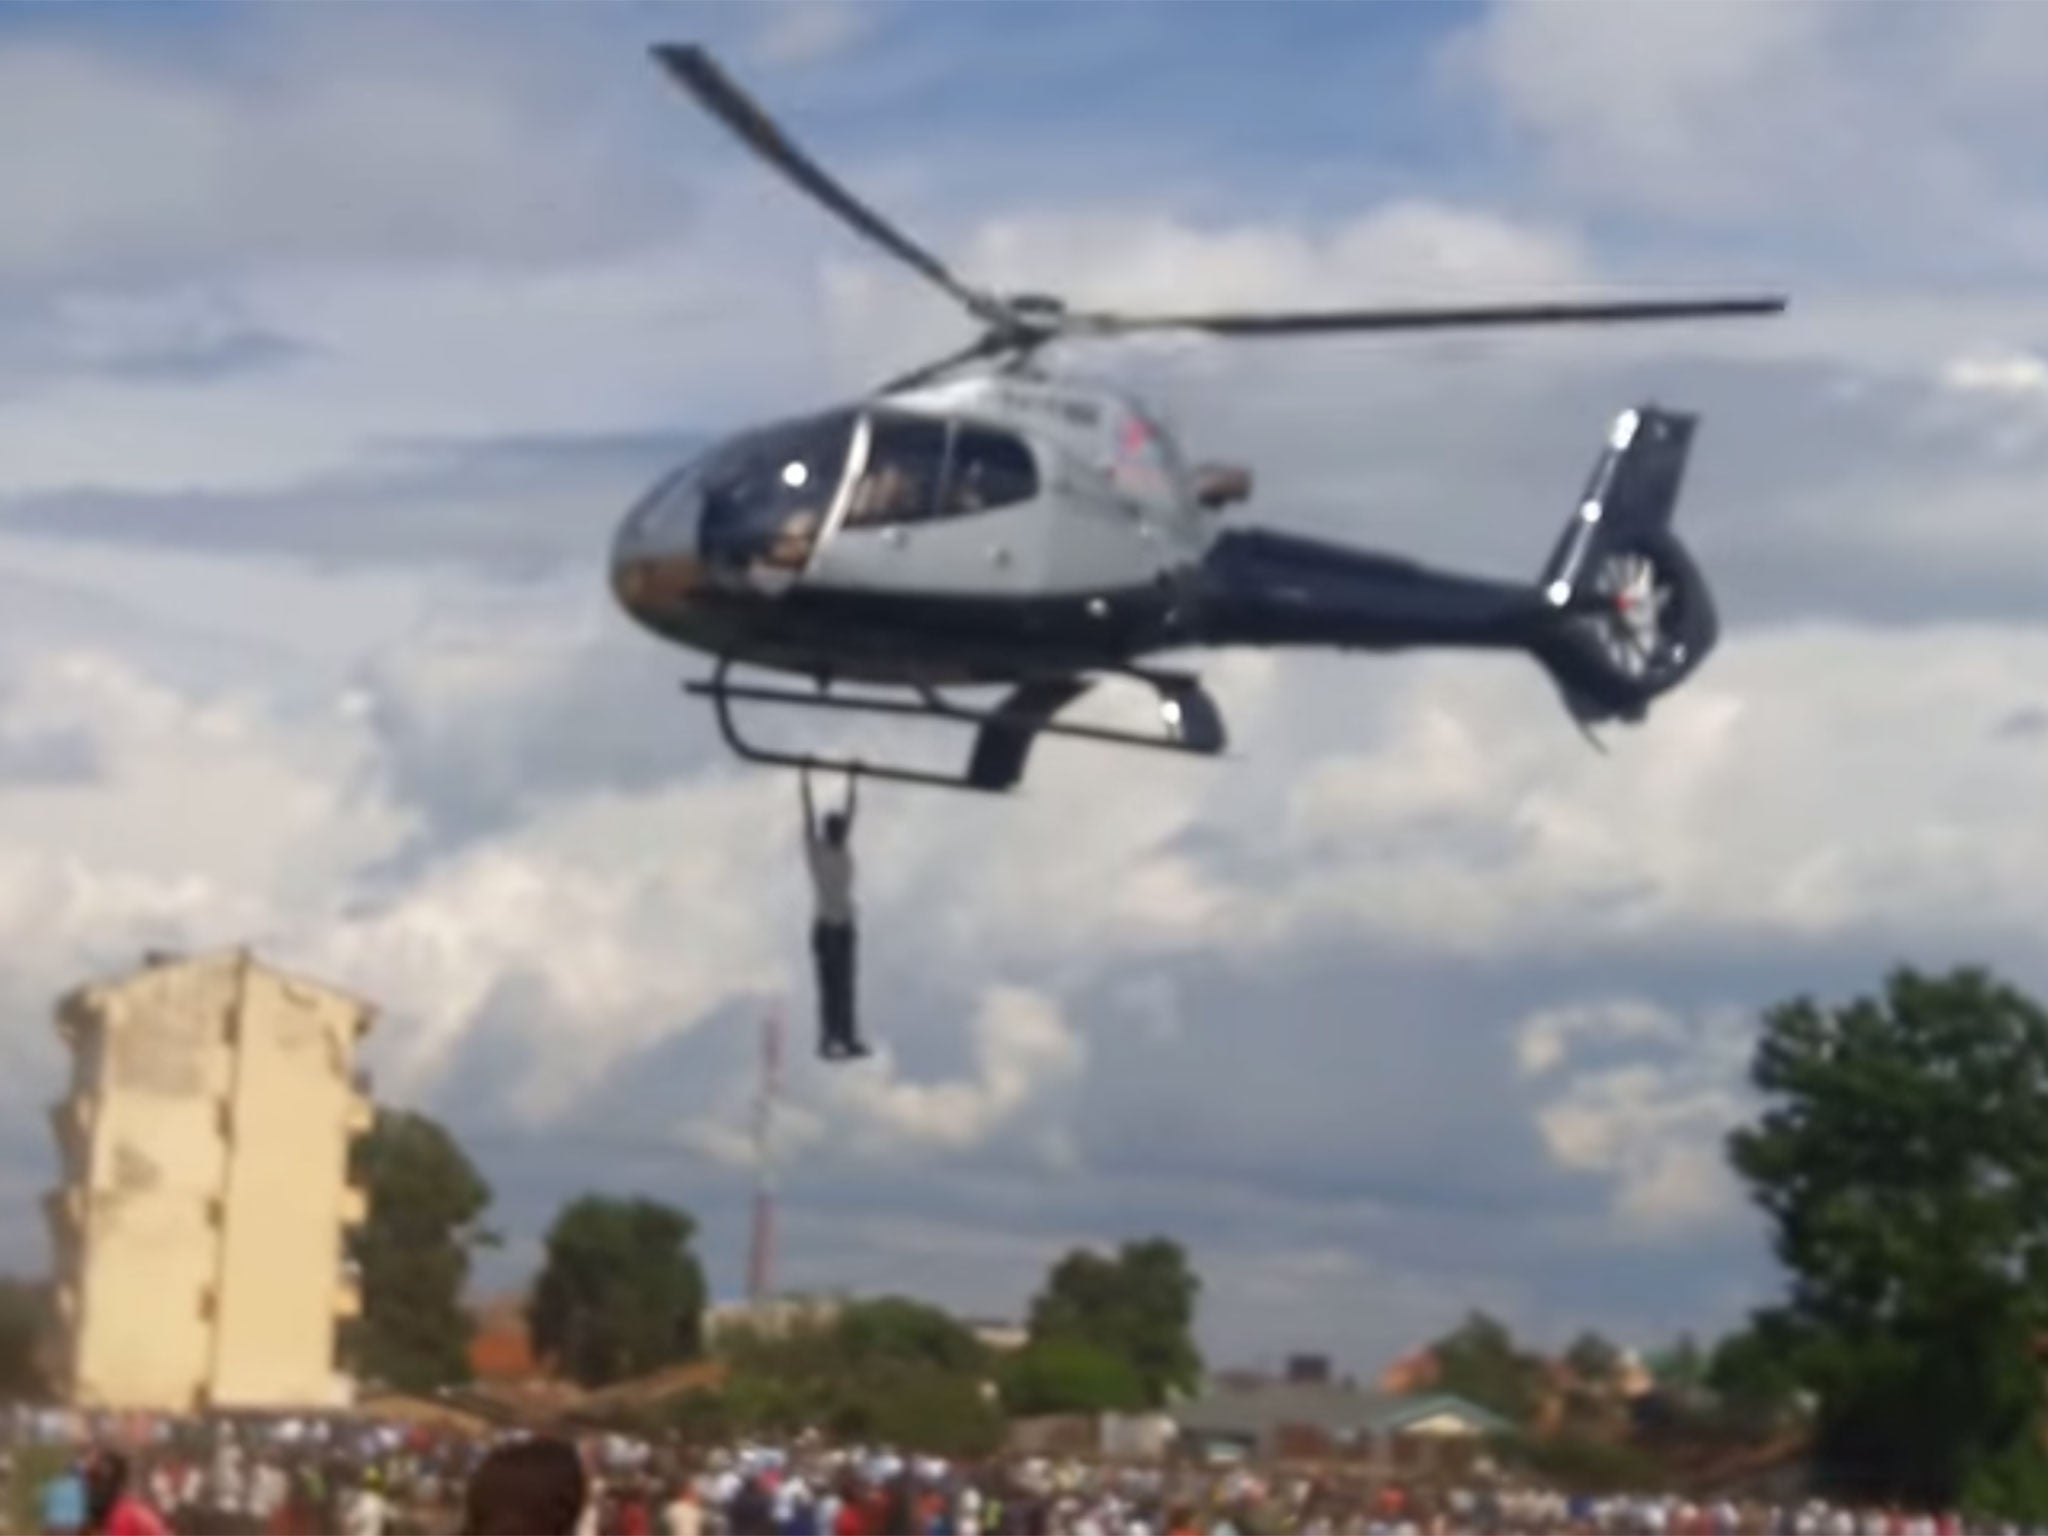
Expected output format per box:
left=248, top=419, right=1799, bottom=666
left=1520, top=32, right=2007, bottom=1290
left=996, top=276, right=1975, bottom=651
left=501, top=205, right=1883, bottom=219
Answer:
left=1534, top=406, right=1719, bottom=728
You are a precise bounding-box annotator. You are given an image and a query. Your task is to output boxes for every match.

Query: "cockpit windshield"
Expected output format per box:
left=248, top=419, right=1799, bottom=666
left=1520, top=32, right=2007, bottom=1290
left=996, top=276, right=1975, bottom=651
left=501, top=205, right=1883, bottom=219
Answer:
left=698, top=410, right=856, bottom=570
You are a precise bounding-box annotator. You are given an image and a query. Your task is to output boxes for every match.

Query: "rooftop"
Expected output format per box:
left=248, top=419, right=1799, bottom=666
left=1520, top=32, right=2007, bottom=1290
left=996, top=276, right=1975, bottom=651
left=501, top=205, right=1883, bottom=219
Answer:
left=1174, top=1380, right=1512, bottom=1441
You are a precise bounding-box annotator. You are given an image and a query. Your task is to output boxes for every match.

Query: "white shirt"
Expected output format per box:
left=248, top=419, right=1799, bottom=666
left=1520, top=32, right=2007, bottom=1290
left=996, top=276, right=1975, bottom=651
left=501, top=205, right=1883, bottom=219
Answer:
left=345, top=1489, right=390, bottom=1536
left=249, top=1464, right=288, bottom=1519
left=806, top=837, right=855, bottom=924
left=664, top=1497, right=704, bottom=1536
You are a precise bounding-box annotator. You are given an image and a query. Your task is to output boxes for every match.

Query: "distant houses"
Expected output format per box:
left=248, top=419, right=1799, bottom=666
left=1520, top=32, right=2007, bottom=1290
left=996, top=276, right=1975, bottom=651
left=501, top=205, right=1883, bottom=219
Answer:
left=1172, top=1377, right=1510, bottom=1475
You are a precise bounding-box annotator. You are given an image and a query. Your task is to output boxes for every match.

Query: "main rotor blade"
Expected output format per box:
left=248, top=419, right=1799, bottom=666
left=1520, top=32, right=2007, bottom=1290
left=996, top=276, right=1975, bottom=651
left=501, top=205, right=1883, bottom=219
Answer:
left=879, top=333, right=1009, bottom=395
left=1068, top=295, right=1788, bottom=338
left=651, top=43, right=1000, bottom=324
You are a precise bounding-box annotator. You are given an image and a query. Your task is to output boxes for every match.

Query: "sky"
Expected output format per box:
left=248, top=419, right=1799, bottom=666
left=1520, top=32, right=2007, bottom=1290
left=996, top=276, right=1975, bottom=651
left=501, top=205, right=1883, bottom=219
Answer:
left=5, top=0, right=2048, bottom=1379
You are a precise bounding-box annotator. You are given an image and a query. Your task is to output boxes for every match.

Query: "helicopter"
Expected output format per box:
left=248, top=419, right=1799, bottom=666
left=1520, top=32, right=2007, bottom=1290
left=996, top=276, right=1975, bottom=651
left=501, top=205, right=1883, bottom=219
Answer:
left=610, top=43, right=1788, bottom=793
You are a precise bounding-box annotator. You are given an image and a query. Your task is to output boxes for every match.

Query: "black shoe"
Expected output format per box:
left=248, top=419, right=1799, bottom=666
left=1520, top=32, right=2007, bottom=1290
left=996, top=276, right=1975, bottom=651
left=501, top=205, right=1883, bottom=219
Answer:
left=842, top=1038, right=873, bottom=1059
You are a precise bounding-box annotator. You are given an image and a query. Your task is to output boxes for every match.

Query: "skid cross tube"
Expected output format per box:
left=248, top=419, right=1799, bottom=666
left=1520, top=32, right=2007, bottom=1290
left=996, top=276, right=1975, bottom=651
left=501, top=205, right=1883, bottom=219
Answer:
left=684, top=659, right=1226, bottom=792
left=688, top=667, right=985, bottom=790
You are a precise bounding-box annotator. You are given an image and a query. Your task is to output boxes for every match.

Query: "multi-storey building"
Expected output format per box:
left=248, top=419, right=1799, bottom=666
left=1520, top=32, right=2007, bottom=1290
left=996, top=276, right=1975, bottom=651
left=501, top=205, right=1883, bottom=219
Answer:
left=45, top=948, right=374, bottom=1411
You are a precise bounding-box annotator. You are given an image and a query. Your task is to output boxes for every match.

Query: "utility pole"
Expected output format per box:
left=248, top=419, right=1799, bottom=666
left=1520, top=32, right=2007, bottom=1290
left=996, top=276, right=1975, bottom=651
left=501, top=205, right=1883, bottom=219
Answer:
left=745, top=1002, right=782, bottom=1306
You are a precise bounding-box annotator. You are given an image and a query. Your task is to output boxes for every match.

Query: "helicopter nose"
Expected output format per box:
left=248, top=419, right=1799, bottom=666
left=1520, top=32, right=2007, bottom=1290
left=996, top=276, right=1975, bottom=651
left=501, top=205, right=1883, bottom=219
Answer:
left=610, top=470, right=709, bottom=625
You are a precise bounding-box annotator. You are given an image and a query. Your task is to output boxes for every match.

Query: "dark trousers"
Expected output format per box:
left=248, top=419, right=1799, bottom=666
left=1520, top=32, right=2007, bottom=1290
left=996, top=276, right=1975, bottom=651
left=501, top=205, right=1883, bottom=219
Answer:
left=811, top=919, right=858, bottom=1050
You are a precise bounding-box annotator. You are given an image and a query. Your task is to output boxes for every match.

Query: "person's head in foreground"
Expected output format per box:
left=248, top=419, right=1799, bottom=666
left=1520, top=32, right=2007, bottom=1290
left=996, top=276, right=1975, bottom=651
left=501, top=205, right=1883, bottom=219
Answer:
left=83, top=1449, right=130, bottom=1531
left=463, top=1436, right=588, bottom=1536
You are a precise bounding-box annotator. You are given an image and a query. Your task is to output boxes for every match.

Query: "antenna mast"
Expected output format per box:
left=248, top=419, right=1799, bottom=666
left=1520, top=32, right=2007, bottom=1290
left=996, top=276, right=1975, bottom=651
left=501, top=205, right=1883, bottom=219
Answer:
left=745, top=1002, right=782, bottom=1305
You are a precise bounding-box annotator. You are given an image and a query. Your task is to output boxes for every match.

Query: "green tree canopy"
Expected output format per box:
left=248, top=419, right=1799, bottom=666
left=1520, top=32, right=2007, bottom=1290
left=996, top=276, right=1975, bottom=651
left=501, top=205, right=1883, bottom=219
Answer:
left=834, top=1295, right=987, bottom=1376
left=1646, top=1334, right=1707, bottom=1392
left=1027, top=1237, right=1201, bottom=1407
left=1564, top=1331, right=1622, bottom=1388
left=1428, top=1312, right=1548, bottom=1427
left=1705, top=1319, right=1805, bottom=1439
left=709, top=1296, right=1001, bottom=1457
left=530, top=1195, right=707, bottom=1388
left=348, top=1108, right=494, bottom=1392
left=1728, top=966, right=2048, bottom=1516
left=1001, top=1337, right=1148, bottom=1417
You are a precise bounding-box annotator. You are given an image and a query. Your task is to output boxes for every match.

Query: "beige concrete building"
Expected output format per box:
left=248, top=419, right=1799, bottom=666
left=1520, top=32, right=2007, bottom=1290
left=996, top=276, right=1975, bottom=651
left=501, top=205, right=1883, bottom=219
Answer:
left=45, top=948, right=374, bottom=1412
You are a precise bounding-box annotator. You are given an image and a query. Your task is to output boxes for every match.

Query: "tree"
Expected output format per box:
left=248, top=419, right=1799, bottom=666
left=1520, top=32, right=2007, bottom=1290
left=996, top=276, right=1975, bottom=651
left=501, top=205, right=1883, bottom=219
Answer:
left=1705, top=1320, right=1805, bottom=1440
left=0, top=1279, right=51, bottom=1400
left=709, top=1296, right=1001, bottom=1456
left=1428, top=1312, right=1548, bottom=1427
left=1646, top=1334, right=1706, bottom=1392
left=1559, top=1330, right=1627, bottom=1436
left=349, top=1108, right=495, bottom=1392
left=835, top=1296, right=987, bottom=1377
left=1001, top=1337, right=1148, bottom=1417
left=530, top=1195, right=706, bottom=1387
left=1564, top=1331, right=1622, bottom=1389
left=1727, top=966, right=2048, bottom=1517
left=1027, top=1237, right=1202, bottom=1407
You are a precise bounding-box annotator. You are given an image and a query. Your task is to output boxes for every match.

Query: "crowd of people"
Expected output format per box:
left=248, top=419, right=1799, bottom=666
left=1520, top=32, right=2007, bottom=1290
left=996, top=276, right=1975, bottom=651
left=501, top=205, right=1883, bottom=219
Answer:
left=4, top=1412, right=2045, bottom=1536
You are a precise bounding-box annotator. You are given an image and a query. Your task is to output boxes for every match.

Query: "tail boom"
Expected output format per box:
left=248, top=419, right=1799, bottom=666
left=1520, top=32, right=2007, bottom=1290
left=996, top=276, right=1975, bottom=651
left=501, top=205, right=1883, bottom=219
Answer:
left=1180, top=402, right=1719, bottom=727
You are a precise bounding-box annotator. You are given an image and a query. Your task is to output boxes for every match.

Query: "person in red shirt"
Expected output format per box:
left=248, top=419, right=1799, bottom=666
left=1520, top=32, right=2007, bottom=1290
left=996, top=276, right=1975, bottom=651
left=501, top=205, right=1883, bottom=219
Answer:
left=83, top=1452, right=168, bottom=1536
left=833, top=1476, right=869, bottom=1536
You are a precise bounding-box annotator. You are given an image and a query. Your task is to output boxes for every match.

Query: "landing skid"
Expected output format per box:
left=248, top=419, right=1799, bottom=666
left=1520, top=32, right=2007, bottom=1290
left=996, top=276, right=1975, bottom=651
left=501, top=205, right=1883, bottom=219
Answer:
left=684, top=659, right=1228, bottom=792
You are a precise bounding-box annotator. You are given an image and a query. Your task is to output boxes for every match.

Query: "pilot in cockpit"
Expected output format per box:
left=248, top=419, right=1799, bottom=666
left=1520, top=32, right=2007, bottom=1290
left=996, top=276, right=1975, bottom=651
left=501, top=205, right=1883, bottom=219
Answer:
left=846, top=459, right=923, bottom=526
left=760, top=455, right=830, bottom=570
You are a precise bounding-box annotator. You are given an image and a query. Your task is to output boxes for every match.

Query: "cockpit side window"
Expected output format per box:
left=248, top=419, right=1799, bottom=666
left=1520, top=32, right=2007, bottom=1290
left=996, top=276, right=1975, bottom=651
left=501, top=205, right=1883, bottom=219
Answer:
left=844, top=414, right=949, bottom=527
left=623, top=461, right=698, bottom=540
left=944, top=427, right=1038, bottom=515
left=698, top=411, right=853, bottom=570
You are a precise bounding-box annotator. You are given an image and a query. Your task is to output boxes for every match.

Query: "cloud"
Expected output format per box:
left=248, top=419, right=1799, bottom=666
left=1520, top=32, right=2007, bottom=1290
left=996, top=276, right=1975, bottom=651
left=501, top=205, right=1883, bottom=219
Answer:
left=1518, top=998, right=1753, bottom=1237
left=0, top=21, right=673, bottom=287
left=0, top=287, right=311, bottom=390
left=820, top=987, right=1086, bottom=1154
left=345, top=589, right=699, bottom=854
left=1221, top=625, right=2048, bottom=957
left=1942, top=349, right=2048, bottom=399
left=1994, top=706, right=2048, bottom=742
left=1443, top=1, right=2048, bottom=271
left=748, top=3, right=882, bottom=70
left=0, top=243, right=789, bottom=500
left=1517, top=998, right=1681, bottom=1078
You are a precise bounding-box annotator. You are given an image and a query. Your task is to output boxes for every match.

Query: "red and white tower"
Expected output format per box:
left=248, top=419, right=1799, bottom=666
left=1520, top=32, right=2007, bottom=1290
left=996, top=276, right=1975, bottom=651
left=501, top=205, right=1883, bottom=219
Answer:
left=744, top=1004, right=782, bottom=1304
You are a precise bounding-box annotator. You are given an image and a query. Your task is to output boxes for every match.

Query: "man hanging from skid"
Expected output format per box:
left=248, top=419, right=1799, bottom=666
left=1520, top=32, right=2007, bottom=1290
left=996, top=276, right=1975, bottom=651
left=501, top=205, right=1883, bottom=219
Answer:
left=800, top=764, right=870, bottom=1061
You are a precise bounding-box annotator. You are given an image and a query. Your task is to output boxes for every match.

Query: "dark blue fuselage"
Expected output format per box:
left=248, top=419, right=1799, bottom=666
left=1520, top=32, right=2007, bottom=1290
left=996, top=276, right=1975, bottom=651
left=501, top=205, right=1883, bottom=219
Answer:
left=612, top=522, right=1549, bottom=686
